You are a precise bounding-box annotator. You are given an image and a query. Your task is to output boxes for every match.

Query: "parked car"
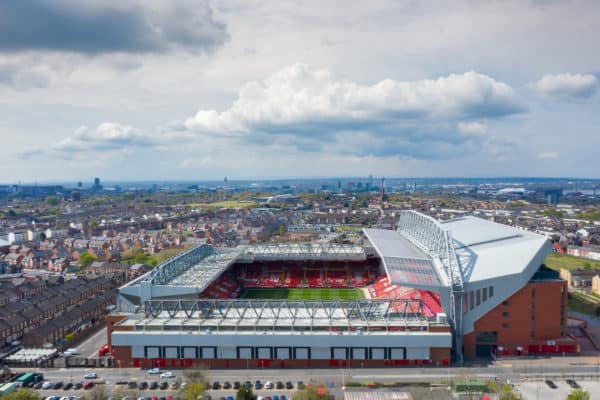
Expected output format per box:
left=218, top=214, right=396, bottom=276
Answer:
left=148, top=368, right=161, bottom=375
left=160, top=372, right=175, bottom=379
left=244, top=381, right=252, bottom=389
left=285, top=382, right=293, bottom=390
left=169, top=382, right=178, bottom=389
left=139, top=382, right=148, bottom=390
left=264, top=382, right=273, bottom=390
left=83, top=381, right=94, bottom=390
left=566, top=379, right=580, bottom=389
left=254, top=381, right=262, bottom=390
left=149, top=382, right=158, bottom=390
left=33, top=382, right=43, bottom=389
left=73, top=382, right=83, bottom=390
left=297, top=381, right=305, bottom=390
left=54, top=382, right=64, bottom=389
left=64, top=383, right=73, bottom=390
left=212, top=382, right=221, bottom=390
left=275, top=382, right=283, bottom=390
left=84, top=373, right=97, bottom=379
left=545, top=380, right=557, bottom=389
left=159, top=382, right=168, bottom=390
left=128, top=382, right=138, bottom=389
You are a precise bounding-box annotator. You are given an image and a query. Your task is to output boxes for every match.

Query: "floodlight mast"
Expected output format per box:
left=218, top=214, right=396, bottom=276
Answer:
left=397, top=210, right=464, bottom=363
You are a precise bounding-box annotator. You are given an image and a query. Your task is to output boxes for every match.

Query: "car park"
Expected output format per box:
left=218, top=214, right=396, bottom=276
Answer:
left=545, top=380, right=557, bottom=389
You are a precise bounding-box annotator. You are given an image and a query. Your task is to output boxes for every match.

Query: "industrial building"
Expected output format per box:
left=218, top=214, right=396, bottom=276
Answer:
left=108, top=211, right=576, bottom=369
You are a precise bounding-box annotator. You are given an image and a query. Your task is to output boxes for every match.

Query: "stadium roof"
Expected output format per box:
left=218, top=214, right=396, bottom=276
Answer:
left=240, top=243, right=366, bottom=261
left=131, top=299, right=439, bottom=330
left=363, top=228, right=445, bottom=289
left=441, top=216, right=550, bottom=283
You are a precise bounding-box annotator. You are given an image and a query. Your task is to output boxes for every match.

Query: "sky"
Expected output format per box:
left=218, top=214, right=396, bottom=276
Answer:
left=1, top=0, right=599, bottom=183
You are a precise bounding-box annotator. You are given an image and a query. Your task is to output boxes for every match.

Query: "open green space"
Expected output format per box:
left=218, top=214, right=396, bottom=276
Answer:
left=240, top=288, right=365, bottom=300
left=545, top=252, right=600, bottom=271
left=187, top=200, right=258, bottom=209
left=568, top=291, right=600, bottom=317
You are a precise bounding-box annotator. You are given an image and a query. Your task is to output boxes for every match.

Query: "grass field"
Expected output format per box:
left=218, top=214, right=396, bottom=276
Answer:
left=240, top=288, right=365, bottom=300
left=545, top=252, right=600, bottom=271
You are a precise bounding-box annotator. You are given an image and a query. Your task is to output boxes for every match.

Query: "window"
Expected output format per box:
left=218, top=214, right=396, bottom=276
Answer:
left=469, top=291, right=475, bottom=310
left=476, top=289, right=481, bottom=306
left=532, top=288, right=536, bottom=298
left=489, top=286, right=494, bottom=298
left=482, top=287, right=487, bottom=302
left=502, top=323, right=510, bottom=329
left=502, top=300, right=509, bottom=306
left=502, top=312, right=509, bottom=317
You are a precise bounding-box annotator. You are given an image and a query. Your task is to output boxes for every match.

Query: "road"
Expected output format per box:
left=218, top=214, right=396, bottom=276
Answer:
left=73, top=326, right=108, bottom=359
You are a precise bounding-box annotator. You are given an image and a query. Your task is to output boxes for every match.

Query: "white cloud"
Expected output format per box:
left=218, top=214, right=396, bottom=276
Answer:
left=52, top=123, right=157, bottom=153
left=537, top=151, right=560, bottom=159
left=535, top=73, right=598, bottom=99
left=184, top=64, right=523, bottom=136
left=458, top=121, right=487, bottom=135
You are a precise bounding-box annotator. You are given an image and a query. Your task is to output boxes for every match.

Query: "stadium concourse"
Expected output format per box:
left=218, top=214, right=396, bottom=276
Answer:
left=109, top=211, right=578, bottom=369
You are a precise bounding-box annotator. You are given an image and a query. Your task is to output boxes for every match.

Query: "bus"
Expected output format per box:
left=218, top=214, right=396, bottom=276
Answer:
left=0, top=382, right=17, bottom=396
left=14, top=373, right=35, bottom=386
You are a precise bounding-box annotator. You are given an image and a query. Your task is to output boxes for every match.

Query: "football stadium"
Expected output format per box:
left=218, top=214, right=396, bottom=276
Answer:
left=108, top=210, right=577, bottom=369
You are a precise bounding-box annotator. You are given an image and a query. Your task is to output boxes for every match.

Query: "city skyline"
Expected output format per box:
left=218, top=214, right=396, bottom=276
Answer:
left=1, top=0, right=599, bottom=181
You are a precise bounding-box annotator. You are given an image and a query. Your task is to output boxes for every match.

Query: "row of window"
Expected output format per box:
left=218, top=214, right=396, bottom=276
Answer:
left=136, top=346, right=427, bottom=361
left=466, top=286, right=494, bottom=312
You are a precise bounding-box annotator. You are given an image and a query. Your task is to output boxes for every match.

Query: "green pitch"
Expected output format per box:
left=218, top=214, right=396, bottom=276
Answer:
left=240, top=288, right=365, bottom=300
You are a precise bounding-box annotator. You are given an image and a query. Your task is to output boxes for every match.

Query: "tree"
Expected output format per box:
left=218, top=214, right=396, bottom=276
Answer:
left=292, top=385, right=334, bottom=400
left=567, top=388, right=590, bottom=400
left=45, top=195, right=60, bottom=206
left=3, top=389, right=39, bottom=400
left=236, top=385, right=257, bottom=400
left=89, top=384, right=110, bottom=400
left=181, top=382, right=207, bottom=400
left=80, top=252, right=97, bottom=268
left=184, top=368, right=209, bottom=385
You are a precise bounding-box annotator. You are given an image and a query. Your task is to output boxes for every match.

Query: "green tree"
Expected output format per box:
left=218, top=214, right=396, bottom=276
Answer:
left=567, top=388, right=590, bottom=400
left=79, top=252, right=97, bottom=268
left=89, top=219, right=99, bottom=228
left=236, top=385, right=257, bottom=400
left=497, top=384, right=519, bottom=400
left=3, top=389, right=40, bottom=400
left=181, top=382, right=206, bottom=400
left=292, top=385, right=334, bottom=400
left=45, top=195, right=60, bottom=206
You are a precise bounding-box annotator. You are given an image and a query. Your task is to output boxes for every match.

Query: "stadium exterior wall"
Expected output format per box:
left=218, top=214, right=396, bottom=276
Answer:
left=462, top=280, right=573, bottom=358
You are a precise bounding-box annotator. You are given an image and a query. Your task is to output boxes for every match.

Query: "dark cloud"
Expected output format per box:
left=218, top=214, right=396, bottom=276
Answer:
left=0, top=0, right=228, bottom=54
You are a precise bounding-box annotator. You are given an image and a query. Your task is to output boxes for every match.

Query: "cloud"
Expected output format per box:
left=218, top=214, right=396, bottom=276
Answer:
left=537, top=151, right=560, bottom=159
left=0, top=60, right=53, bottom=89
left=183, top=64, right=522, bottom=159
left=458, top=121, right=487, bottom=135
left=0, top=0, right=228, bottom=54
left=535, top=73, right=598, bottom=99
left=52, top=123, right=158, bottom=153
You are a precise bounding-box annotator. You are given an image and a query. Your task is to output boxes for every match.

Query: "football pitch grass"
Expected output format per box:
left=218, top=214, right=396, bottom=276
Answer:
left=240, top=288, right=365, bottom=300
